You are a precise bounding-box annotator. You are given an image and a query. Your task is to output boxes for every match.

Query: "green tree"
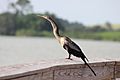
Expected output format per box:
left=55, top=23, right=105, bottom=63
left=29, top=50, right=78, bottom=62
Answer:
left=91, top=25, right=106, bottom=32
left=16, top=0, right=33, bottom=15
left=0, top=12, right=16, bottom=35
left=8, top=0, right=33, bottom=15
left=105, top=22, right=113, bottom=31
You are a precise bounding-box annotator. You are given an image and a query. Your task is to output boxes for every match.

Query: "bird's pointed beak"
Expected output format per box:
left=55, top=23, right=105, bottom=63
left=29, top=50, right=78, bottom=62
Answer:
left=37, top=15, right=44, bottom=18
left=37, top=15, right=50, bottom=20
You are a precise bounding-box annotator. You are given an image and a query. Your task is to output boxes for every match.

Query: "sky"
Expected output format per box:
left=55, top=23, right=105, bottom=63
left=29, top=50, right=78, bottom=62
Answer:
left=0, top=0, right=120, bottom=25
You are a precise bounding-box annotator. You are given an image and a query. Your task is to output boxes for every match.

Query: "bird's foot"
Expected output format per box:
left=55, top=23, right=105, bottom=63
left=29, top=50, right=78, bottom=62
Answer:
left=65, top=58, right=73, bottom=60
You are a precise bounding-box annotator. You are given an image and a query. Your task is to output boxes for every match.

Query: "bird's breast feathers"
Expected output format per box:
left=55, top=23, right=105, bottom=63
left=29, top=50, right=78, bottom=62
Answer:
left=59, top=37, right=67, bottom=47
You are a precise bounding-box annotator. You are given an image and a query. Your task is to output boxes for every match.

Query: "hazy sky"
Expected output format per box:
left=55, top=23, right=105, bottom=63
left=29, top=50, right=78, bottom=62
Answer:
left=0, top=0, right=120, bottom=24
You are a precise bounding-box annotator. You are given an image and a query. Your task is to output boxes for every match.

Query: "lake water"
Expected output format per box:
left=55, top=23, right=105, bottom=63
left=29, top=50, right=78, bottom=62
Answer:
left=0, top=36, right=120, bottom=66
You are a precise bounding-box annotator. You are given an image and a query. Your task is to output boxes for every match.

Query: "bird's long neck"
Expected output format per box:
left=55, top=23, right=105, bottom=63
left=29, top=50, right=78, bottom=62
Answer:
left=48, top=18, right=61, bottom=40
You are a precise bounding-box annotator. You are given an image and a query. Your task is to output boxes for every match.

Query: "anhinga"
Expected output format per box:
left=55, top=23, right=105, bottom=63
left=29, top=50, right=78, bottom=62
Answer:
left=38, top=15, right=96, bottom=76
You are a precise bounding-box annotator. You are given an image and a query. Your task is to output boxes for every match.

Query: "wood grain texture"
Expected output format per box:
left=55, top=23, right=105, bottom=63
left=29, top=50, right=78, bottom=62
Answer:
left=0, top=60, right=119, bottom=80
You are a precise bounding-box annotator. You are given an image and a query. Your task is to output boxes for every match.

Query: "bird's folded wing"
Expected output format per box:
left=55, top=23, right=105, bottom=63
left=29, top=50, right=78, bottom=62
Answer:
left=67, top=40, right=82, bottom=52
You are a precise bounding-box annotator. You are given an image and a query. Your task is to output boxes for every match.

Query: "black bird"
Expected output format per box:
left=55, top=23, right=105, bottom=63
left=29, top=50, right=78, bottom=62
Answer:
left=38, top=15, right=96, bottom=76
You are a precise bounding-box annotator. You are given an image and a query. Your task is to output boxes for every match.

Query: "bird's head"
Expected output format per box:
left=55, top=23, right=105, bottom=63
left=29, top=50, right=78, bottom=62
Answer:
left=37, top=15, right=51, bottom=20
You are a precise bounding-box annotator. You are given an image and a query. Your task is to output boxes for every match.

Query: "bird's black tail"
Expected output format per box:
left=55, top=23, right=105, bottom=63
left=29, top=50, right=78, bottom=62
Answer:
left=83, top=58, right=96, bottom=76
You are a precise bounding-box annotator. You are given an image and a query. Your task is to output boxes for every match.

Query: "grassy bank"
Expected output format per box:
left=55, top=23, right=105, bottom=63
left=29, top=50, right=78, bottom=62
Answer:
left=16, top=29, right=120, bottom=41
left=65, top=31, right=120, bottom=41
left=95, top=31, right=120, bottom=41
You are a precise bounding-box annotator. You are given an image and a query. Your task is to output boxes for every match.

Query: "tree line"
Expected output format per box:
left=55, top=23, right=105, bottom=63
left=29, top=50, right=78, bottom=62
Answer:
left=0, top=0, right=120, bottom=41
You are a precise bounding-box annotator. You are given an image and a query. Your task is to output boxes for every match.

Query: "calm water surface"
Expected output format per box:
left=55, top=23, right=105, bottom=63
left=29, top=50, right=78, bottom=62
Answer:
left=0, top=36, right=120, bottom=66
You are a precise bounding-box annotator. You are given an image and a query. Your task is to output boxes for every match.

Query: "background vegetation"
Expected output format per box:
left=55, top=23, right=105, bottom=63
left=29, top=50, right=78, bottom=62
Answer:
left=0, top=0, right=120, bottom=41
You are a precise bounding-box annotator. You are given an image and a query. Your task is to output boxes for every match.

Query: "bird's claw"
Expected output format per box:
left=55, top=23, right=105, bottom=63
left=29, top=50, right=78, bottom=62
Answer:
left=65, top=58, right=73, bottom=60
